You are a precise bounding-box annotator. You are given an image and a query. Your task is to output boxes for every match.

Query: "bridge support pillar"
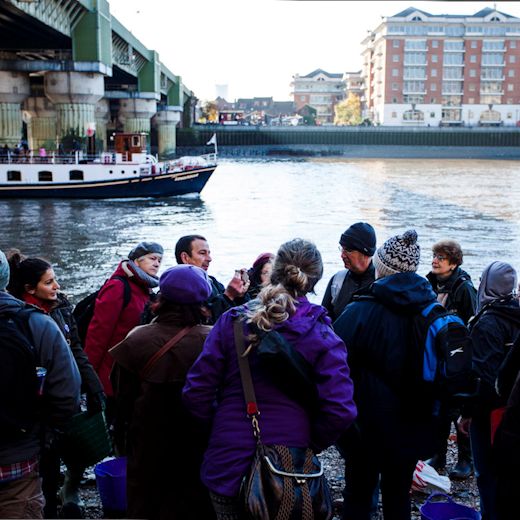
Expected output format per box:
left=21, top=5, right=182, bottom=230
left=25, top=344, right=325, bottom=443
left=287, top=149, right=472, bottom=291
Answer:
left=44, top=72, right=104, bottom=140
left=24, top=97, right=57, bottom=151
left=95, top=99, right=111, bottom=151
left=118, top=98, right=156, bottom=134
left=153, top=106, right=181, bottom=157
left=0, top=72, right=30, bottom=146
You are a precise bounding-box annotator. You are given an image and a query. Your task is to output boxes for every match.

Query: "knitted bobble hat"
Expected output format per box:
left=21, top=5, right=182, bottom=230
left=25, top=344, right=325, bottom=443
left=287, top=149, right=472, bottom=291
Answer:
left=373, top=229, right=420, bottom=278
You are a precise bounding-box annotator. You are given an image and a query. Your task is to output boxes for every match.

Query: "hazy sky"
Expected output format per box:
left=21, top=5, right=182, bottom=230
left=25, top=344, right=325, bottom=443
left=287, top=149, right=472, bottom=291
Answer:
left=108, top=1, right=520, bottom=102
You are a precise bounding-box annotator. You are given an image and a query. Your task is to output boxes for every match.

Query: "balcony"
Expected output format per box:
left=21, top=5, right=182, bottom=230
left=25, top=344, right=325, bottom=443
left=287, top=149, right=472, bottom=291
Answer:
left=480, top=76, right=505, bottom=81
left=442, top=91, right=464, bottom=96
left=402, top=89, right=427, bottom=95
left=482, top=47, right=506, bottom=52
left=403, top=61, right=427, bottom=67
left=480, top=90, right=504, bottom=95
left=481, top=62, right=505, bottom=67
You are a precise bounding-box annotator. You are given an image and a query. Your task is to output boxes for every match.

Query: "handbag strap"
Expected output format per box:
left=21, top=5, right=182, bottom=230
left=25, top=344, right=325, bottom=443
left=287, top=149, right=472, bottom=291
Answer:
left=233, top=318, right=261, bottom=440
left=140, top=326, right=192, bottom=379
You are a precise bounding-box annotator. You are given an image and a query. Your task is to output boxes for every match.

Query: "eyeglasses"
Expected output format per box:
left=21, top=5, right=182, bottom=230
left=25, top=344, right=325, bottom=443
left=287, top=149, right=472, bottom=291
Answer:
left=338, top=246, right=355, bottom=254
left=432, top=253, right=447, bottom=261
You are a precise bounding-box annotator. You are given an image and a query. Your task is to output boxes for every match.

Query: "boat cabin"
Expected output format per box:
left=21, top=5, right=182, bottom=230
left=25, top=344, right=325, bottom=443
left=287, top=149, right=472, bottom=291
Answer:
left=114, top=133, right=147, bottom=161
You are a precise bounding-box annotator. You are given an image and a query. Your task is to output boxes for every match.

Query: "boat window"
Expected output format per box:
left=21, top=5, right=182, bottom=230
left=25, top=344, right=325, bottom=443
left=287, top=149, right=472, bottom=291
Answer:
left=121, top=170, right=125, bottom=174
left=7, top=170, right=21, bottom=181
left=38, top=171, right=53, bottom=182
left=132, top=136, right=140, bottom=147
left=109, top=170, right=113, bottom=174
left=133, top=170, right=137, bottom=174
left=69, top=170, right=84, bottom=181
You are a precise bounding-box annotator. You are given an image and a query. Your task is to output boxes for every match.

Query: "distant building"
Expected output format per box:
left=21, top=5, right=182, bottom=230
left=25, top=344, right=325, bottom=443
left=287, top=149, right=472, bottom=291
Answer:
left=291, top=69, right=346, bottom=124
left=343, top=70, right=365, bottom=113
left=362, top=6, right=520, bottom=126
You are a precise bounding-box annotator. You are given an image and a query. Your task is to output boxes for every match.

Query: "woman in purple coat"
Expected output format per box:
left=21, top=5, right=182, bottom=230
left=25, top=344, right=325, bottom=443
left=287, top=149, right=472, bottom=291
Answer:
left=183, top=238, right=357, bottom=518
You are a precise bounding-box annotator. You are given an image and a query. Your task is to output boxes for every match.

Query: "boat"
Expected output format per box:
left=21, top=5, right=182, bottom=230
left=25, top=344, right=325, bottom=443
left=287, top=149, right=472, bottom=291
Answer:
left=0, top=133, right=217, bottom=199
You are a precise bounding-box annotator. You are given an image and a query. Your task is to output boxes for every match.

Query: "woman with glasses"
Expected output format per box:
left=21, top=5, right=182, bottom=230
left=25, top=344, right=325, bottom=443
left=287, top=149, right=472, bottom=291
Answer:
left=425, top=239, right=477, bottom=480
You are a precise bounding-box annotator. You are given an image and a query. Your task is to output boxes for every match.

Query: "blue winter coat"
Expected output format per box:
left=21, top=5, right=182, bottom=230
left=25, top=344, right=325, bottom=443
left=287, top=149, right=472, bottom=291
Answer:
left=334, top=272, right=439, bottom=460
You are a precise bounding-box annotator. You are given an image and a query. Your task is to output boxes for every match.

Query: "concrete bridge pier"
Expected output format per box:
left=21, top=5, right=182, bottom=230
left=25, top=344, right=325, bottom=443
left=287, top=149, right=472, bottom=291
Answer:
left=154, top=106, right=181, bottom=157
left=0, top=72, right=30, bottom=147
left=23, top=97, right=57, bottom=151
left=95, top=99, right=111, bottom=151
left=118, top=98, right=156, bottom=134
left=44, top=72, right=104, bottom=140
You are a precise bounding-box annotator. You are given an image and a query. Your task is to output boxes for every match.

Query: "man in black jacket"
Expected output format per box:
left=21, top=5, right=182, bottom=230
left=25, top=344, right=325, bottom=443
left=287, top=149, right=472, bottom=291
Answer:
left=175, top=235, right=249, bottom=323
left=321, top=222, right=376, bottom=321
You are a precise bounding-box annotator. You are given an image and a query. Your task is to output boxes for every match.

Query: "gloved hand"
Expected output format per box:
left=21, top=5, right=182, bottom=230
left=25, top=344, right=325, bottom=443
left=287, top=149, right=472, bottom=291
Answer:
left=87, top=391, right=106, bottom=414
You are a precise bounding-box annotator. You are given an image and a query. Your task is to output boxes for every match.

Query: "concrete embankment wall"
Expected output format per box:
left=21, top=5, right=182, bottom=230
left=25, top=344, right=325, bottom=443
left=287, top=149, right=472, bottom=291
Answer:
left=176, top=126, right=520, bottom=159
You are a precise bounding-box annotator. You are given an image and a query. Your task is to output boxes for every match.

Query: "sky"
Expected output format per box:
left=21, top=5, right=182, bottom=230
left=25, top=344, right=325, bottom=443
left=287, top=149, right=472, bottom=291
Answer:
left=108, top=1, right=520, bottom=102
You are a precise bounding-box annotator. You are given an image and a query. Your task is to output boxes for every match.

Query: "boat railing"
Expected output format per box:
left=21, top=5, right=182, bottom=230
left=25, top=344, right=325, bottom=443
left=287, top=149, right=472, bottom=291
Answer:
left=200, top=152, right=218, bottom=165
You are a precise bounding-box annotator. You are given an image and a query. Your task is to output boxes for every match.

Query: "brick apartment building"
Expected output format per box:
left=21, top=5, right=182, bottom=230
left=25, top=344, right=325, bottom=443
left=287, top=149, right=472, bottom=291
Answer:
left=291, top=69, right=345, bottom=124
left=362, top=6, right=520, bottom=126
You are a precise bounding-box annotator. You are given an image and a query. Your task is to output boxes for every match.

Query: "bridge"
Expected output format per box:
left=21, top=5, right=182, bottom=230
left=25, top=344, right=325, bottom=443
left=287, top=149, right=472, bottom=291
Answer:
left=0, top=0, right=194, bottom=156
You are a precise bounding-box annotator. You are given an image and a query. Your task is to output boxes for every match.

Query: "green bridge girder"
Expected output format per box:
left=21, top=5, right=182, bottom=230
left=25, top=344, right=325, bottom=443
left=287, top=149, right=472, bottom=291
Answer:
left=3, top=0, right=193, bottom=103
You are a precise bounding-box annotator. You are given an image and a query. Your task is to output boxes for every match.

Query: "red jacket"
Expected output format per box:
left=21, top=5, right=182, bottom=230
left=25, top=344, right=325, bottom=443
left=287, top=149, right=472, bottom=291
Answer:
left=85, top=261, right=152, bottom=395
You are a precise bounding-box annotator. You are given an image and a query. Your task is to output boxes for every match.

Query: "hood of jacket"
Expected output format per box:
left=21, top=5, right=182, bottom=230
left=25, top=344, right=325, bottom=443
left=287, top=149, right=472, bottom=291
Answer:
left=0, top=290, right=25, bottom=315
left=371, top=272, right=437, bottom=314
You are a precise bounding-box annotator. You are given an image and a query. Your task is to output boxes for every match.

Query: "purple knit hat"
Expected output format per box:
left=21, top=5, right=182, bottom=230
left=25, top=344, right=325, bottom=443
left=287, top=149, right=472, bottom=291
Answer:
left=159, top=265, right=212, bottom=304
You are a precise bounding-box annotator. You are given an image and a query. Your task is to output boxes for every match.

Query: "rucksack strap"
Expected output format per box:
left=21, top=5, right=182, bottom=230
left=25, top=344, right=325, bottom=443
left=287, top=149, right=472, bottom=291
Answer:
left=112, top=275, right=132, bottom=310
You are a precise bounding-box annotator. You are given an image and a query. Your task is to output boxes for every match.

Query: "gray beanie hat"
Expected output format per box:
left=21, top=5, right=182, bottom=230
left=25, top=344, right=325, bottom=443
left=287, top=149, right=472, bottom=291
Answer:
left=128, top=242, right=164, bottom=261
left=0, top=249, right=9, bottom=291
left=373, top=229, right=420, bottom=278
left=477, top=261, right=518, bottom=312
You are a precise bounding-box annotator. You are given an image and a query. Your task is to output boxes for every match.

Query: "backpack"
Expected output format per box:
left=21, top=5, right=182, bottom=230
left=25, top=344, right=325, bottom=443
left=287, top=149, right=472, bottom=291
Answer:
left=413, top=302, right=474, bottom=401
left=73, top=275, right=131, bottom=345
left=0, top=307, right=40, bottom=441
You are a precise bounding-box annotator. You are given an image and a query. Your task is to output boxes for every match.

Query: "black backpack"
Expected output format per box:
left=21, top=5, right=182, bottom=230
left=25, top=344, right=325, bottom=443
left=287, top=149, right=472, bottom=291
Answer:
left=0, top=307, right=40, bottom=441
left=73, top=275, right=131, bottom=345
left=412, top=302, right=474, bottom=402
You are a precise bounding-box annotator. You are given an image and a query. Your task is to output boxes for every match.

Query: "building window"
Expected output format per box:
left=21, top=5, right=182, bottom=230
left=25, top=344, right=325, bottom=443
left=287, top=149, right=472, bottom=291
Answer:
left=508, top=84, right=514, bottom=91
left=403, top=109, right=424, bottom=121
left=470, top=55, right=477, bottom=63
left=431, top=83, right=437, bottom=91
left=393, top=55, right=400, bottom=62
left=392, top=83, right=399, bottom=90
left=469, top=98, right=475, bottom=104
left=7, top=170, right=21, bottom=181
left=508, top=112, right=513, bottom=118
left=430, top=112, right=435, bottom=118
left=471, top=41, right=477, bottom=49
left=431, top=69, right=437, bottom=77
left=432, top=40, right=438, bottom=48
left=469, top=84, right=476, bottom=91
left=510, top=55, right=516, bottom=64
left=69, top=170, right=84, bottom=181
left=392, top=68, right=399, bottom=77
left=431, top=97, right=436, bottom=103
left=509, top=69, right=515, bottom=77
left=38, top=171, right=53, bottom=182
left=431, top=55, right=438, bottom=63
left=392, top=112, right=397, bottom=118
left=392, top=97, right=398, bottom=103
left=300, top=96, right=305, bottom=101
left=510, top=41, right=517, bottom=49
left=470, top=69, right=477, bottom=77
left=393, top=40, right=400, bottom=48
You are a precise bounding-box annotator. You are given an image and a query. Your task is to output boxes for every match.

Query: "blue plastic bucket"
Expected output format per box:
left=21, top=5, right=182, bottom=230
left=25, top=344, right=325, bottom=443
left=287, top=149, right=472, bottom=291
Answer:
left=94, top=457, right=127, bottom=512
left=420, top=493, right=481, bottom=520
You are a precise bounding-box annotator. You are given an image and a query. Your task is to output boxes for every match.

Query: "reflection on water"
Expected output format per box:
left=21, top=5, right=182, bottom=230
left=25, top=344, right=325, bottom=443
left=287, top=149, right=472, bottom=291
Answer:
left=2, top=157, right=520, bottom=303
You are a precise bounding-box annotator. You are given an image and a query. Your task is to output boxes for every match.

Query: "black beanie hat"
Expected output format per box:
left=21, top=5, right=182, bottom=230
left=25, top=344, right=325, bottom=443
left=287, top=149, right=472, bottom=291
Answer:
left=339, top=222, right=376, bottom=256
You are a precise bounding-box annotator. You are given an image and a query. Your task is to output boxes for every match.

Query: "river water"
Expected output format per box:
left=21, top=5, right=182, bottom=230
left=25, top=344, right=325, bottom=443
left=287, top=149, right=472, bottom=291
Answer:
left=1, top=156, right=520, bottom=303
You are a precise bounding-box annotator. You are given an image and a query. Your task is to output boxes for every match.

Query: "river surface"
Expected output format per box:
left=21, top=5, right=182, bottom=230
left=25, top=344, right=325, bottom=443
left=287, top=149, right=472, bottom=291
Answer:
left=1, top=157, right=520, bottom=303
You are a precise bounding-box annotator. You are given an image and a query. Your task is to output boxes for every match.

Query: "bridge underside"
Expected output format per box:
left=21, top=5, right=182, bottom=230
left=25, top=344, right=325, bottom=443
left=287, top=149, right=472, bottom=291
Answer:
left=0, top=3, right=70, bottom=50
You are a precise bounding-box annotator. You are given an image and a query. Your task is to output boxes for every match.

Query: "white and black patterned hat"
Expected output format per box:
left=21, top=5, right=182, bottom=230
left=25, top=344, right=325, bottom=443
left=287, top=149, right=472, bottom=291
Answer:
left=373, top=229, right=420, bottom=278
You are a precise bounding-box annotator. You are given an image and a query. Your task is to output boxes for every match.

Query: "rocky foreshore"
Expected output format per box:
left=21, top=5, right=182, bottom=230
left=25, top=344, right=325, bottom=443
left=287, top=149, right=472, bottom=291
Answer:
left=77, top=433, right=479, bottom=520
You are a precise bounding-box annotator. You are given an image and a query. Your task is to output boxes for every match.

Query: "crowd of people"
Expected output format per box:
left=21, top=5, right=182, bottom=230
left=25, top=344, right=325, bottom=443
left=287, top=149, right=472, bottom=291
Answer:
left=0, top=227, right=519, bottom=520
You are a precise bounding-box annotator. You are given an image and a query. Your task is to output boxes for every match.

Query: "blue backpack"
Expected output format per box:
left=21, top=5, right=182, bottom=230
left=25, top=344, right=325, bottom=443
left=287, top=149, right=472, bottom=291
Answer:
left=413, top=302, right=474, bottom=401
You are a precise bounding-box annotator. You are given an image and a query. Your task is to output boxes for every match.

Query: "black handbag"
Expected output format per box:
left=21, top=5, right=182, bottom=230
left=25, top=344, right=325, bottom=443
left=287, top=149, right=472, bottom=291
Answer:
left=233, top=319, right=333, bottom=520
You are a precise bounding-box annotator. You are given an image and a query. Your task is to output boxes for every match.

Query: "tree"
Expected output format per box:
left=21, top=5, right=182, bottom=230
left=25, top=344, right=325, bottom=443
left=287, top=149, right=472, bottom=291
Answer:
left=334, top=93, right=362, bottom=126
left=200, top=100, right=218, bottom=123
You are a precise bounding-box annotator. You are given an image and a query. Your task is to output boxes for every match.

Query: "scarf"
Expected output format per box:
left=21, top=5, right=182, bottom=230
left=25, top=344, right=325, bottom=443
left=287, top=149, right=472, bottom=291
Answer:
left=23, top=293, right=55, bottom=314
left=123, top=259, right=159, bottom=289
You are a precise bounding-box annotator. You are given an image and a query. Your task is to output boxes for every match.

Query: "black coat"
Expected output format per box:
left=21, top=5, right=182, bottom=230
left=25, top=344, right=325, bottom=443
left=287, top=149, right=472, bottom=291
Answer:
left=322, top=262, right=375, bottom=322
left=50, top=293, right=103, bottom=396
left=469, top=299, right=520, bottom=413
left=426, top=267, right=477, bottom=325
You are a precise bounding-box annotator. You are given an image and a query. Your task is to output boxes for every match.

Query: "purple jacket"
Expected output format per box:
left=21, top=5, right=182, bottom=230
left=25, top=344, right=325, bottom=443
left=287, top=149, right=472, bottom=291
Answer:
left=183, top=297, right=357, bottom=496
